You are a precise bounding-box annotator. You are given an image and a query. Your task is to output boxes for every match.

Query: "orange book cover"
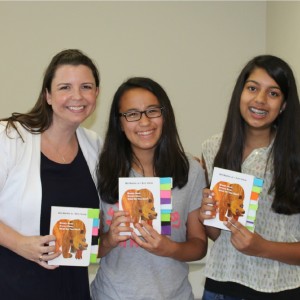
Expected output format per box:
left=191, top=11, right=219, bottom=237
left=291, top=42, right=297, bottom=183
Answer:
left=119, top=177, right=162, bottom=235
left=204, top=167, right=263, bottom=232
left=48, top=206, right=100, bottom=266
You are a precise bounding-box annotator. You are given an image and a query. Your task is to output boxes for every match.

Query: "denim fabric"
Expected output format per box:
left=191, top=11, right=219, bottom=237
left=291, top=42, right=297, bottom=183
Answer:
left=202, top=289, right=245, bottom=300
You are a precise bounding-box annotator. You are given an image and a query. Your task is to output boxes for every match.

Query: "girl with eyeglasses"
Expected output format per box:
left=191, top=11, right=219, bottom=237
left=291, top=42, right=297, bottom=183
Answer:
left=90, top=77, right=207, bottom=300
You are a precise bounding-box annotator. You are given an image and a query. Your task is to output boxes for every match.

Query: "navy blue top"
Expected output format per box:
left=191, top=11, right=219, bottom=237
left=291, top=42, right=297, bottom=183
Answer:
left=0, top=147, right=99, bottom=300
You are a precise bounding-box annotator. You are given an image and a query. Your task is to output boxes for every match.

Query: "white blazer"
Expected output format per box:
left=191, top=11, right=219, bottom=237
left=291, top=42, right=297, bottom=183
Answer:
left=0, top=121, right=102, bottom=236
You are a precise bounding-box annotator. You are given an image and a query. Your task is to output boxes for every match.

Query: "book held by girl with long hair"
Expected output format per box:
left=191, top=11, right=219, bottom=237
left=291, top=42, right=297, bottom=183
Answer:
left=119, top=177, right=172, bottom=235
left=204, top=167, right=264, bottom=232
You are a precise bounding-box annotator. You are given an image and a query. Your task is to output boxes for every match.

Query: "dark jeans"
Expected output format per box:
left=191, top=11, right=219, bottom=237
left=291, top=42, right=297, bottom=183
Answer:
left=202, top=289, right=246, bottom=300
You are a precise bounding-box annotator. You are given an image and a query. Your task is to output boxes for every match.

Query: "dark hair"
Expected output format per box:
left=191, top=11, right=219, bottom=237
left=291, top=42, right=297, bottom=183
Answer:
left=1, top=49, right=100, bottom=135
left=97, top=77, right=189, bottom=204
left=214, top=55, right=300, bottom=214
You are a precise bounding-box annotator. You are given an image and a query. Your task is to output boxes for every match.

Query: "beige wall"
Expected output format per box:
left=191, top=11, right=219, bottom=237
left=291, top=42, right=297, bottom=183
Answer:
left=0, top=1, right=266, bottom=156
left=266, top=1, right=300, bottom=86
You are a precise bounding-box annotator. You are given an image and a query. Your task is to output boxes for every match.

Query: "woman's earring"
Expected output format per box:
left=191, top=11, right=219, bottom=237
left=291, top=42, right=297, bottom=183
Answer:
left=280, top=103, right=286, bottom=114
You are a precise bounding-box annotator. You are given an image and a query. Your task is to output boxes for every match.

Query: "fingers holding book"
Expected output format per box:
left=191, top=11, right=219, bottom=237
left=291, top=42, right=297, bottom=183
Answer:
left=131, top=221, right=172, bottom=257
left=108, top=211, right=133, bottom=246
left=199, top=188, right=218, bottom=224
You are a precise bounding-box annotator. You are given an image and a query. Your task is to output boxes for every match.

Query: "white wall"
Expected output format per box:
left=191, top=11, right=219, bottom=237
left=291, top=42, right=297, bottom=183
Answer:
left=0, top=1, right=266, bottom=157
left=266, top=1, right=300, bottom=86
left=8, top=1, right=300, bottom=299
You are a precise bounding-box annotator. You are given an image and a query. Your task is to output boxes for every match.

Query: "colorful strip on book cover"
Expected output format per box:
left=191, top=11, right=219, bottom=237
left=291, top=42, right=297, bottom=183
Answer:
left=246, top=177, right=264, bottom=232
left=87, top=208, right=100, bottom=263
left=160, top=177, right=172, bottom=235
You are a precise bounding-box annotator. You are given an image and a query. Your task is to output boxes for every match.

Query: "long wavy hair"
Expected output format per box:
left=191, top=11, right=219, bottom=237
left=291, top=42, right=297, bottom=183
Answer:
left=97, top=77, right=189, bottom=204
left=1, top=49, right=100, bottom=137
left=214, top=55, right=300, bottom=214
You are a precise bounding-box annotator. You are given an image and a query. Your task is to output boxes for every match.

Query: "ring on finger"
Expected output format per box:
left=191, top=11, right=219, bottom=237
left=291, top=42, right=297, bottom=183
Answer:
left=38, top=255, right=43, bottom=262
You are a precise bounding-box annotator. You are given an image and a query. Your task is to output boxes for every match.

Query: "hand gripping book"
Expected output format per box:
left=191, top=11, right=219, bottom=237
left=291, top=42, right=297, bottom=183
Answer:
left=119, top=177, right=172, bottom=236
left=204, top=167, right=263, bottom=232
left=48, top=206, right=100, bottom=266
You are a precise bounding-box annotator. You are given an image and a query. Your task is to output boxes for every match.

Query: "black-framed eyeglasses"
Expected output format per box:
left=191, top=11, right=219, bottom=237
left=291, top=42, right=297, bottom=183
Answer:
left=119, top=107, right=164, bottom=122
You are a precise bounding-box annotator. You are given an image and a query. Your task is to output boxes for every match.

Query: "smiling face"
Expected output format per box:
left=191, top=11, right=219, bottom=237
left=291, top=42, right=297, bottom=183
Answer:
left=240, top=67, right=285, bottom=133
left=46, top=64, right=99, bottom=129
left=119, top=88, right=163, bottom=159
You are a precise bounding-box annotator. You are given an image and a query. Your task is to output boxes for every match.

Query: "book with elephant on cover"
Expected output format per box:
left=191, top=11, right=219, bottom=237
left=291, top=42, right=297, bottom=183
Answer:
left=48, top=206, right=100, bottom=266
left=119, top=177, right=172, bottom=236
left=204, top=167, right=264, bottom=232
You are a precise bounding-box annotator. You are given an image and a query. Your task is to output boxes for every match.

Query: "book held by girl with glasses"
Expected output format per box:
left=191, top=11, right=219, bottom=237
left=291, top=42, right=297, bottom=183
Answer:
left=119, top=177, right=172, bottom=235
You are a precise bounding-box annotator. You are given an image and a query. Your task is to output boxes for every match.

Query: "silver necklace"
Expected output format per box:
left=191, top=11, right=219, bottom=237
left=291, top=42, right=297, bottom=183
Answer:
left=43, top=133, right=76, bottom=164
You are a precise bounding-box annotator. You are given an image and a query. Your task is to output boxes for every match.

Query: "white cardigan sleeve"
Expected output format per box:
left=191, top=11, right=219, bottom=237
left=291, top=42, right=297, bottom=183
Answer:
left=0, top=122, right=42, bottom=236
